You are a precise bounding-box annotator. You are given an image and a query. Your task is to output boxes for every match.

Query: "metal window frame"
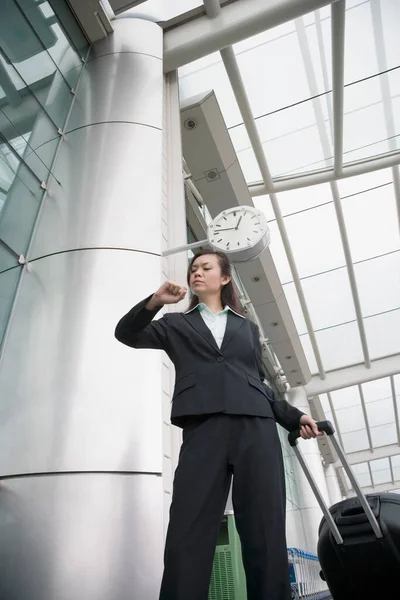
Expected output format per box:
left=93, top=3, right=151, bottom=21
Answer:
left=249, top=151, right=400, bottom=194
left=164, top=0, right=338, bottom=72
left=187, top=0, right=400, bottom=489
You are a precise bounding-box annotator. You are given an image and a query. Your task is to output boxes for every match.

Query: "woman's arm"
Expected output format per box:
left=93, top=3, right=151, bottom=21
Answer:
left=253, top=325, right=305, bottom=432
left=115, top=281, right=187, bottom=351
left=115, top=293, right=170, bottom=350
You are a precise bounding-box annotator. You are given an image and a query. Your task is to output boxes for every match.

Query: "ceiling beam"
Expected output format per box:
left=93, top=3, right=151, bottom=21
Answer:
left=358, top=384, right=373, bottom=452
left=249, top=150, right=400, bottom=195
left=390, top=375, right=400, bottom=446
left=306, top=354, right=400, bottom=396
left=326, top=392, right=344, bottom=449
left=348, top=479, right=400, bottom=495
left=164, top=0, right=338, bottom=72
left=218, top=42, right=325, bottom=379
left=331, top=0, right=345, bottom=176
left=344, top=443, right=400, bottom=466
left=389, top=456, right=395, bottom=485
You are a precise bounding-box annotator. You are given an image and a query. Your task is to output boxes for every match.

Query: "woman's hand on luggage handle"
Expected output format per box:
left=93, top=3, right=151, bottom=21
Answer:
left=146, top=281, right=187, bottom=310
left=299, top=415, right=324, bottom=440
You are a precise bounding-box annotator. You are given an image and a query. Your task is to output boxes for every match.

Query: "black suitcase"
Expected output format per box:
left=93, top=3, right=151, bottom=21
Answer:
left=289, top=421, right=400, bottom=600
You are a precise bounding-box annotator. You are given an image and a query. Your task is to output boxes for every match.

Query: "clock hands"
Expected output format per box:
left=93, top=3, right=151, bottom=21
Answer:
left=235, top=215, right=243, bottom=230
left=215, top=215, right=244, bottom=233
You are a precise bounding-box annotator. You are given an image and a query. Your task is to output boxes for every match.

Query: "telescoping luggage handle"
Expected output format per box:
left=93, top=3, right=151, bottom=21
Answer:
left=288, top=421, right=383, bottom=545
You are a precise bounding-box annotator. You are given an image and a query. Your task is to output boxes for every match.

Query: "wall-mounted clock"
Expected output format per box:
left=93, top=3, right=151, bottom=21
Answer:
left=207, top=205, right=270, bottom=262
left=162, top=205, right=270, bottom=262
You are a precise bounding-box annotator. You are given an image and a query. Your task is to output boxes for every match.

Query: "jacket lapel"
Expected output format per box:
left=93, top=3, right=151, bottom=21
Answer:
left=220, top=311, right=245, bottom=352
left=182, top=309, right=222, bottom=354
left=183, top=308, right=246, bottom=354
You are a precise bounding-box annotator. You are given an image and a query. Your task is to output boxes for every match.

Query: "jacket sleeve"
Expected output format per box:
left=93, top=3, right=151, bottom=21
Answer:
left=115, top=293, right=170, bottom=351
left=253, top=324, right=305, bottom=432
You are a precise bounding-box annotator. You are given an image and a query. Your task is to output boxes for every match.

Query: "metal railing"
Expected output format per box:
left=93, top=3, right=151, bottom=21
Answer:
left=288, top=548, right=331, bottom=600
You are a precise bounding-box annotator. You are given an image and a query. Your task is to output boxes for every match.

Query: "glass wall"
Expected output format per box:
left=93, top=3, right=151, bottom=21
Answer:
left=0, top=0, right=89, bottom=348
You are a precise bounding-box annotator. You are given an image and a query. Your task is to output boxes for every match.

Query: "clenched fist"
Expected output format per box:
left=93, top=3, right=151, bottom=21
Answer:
left=146, top=281, right=187, bottom=310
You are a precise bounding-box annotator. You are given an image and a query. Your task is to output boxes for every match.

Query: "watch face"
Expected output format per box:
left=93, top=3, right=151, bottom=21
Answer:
left=209, top=207, right=267, bottom=252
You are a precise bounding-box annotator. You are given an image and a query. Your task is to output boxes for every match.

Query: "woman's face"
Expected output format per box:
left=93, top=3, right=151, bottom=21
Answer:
left=189, top=254, right=230, bottom=297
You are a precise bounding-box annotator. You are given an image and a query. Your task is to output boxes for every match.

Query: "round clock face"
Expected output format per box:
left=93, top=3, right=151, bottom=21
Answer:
left=208, top=206, right=268, bottom=253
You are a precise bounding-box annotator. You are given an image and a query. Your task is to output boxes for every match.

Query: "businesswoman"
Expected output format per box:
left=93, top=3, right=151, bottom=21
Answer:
left=115, top=248, right=321, bottom=600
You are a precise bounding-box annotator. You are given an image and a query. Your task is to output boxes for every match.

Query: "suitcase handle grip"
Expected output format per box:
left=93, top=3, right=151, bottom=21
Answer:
left=288, top=420, right=384, bottom=540
left=288, top=420, right=335, bottom=447
left=336, top=496, right=380, bottom=525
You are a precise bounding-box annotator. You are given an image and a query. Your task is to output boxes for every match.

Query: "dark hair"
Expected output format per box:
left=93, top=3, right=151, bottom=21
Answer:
left=186, top=248, right=244, bottom=314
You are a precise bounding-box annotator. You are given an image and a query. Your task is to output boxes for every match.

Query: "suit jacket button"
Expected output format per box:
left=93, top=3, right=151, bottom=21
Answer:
left=217, top=357, right=224, bottom=362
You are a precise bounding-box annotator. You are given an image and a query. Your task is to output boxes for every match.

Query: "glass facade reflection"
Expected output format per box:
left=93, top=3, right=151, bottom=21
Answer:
left=0, top=0, right=89, bottom=348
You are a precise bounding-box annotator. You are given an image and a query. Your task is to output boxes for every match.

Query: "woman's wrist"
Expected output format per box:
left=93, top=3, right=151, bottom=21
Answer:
left=145, top=295, right=164, bottom=311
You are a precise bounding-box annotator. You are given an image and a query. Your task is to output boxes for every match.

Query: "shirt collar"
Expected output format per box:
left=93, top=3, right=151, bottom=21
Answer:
left=184, top=303, right=244, bottom=318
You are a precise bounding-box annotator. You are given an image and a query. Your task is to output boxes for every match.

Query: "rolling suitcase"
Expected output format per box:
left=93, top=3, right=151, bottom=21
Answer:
left=288, top=421, right=400, bottom=600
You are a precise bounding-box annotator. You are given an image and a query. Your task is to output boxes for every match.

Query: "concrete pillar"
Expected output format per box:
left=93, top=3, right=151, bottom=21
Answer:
left=324, top=463, right=343, bottom=506
left=0, top=18, right=167, bottom=600
left=287, top=386, right=330, bottom=553
left=285, top=501, right=307, bottom=550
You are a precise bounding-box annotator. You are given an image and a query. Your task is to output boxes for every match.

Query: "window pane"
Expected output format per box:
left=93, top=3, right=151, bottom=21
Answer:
left=0, top=99, right=60, bottom=183
left=394, top=375, right=400, bottom=415
left=370, top=423, right=398, bottom=448
left=330, top=385, right=361, bottom=410
left=362, top=378, right=392, bottom=403
left=302, top=268, right=356, bottom=331
left=44, top=0, right=89, bottom=60
left=235, top=20, right=327, bottom=117
left=266, top=219, right=293, bottom=284
left=0, top=245, right=18, bottom=273
left=0, top=158, right=45, bottom=257
left=0, top=265, right=21, bottom=347
left=335, top=406, right=365, bottom=435
left=337, top=168, right=392, bottom=198
left=284, top=203, right=346, bottom=278
left=392, top=455, right=400, bottom=482
left=283, top=282, right=307, bottom=336
left=355, top=252, right=400, bottom=318
left=0, top=0, right=80, bottom=349
left=319, top=393, right=330, bottom=413
left=342, top=183, right=399, bottom=262
left=345, top=462, right=371, bottom=489
left=379, top=0, right=400, bottom=70
left=344, top=1, right=377, bottom=83
left=370, top=458, right=392, bottom=486
left=299, top=333, right=319, bottom=375
left=234, top=140, right=262, bottom=182
left=364, top=309, right=400, bottom=359
left=252, top=195, right=275, bottom=222
left=31, top=1, right=85, bottom=88
left=127, top=0, right=203, bottom=21
left=254, top=101, right=332, bottom=178
left=0, top=146, right=19, bottom=228
left=341, top=429, right=370, bottom=453
left=0, top=6, right=72, bottom=130
left=343, top=72, right=400, bottom=163
left=276, top=183, right=333, bottom=217
left=366, top=398, right=394, bottom=428
left=315, top=321, right=364, bottom=371
left=361, top=378, right=398, bottom=447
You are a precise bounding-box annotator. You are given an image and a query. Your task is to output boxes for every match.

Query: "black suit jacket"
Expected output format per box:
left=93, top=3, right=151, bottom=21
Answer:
left=115, top=295, right=304, bottom=431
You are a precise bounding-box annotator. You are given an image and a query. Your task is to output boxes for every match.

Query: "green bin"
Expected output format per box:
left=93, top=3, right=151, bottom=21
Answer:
left=208, top=514, right=247, bottom=600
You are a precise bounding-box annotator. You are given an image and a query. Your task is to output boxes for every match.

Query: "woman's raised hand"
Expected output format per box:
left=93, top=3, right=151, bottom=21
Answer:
left=147, top=281, right=187, bottom=309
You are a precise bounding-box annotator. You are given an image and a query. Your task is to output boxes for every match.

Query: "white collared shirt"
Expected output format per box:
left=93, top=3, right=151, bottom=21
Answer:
left=185, top=303, right=244, bottom=348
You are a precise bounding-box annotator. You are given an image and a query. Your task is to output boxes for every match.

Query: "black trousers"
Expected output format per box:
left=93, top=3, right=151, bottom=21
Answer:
left=158, top=414, right=291, bottom=600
